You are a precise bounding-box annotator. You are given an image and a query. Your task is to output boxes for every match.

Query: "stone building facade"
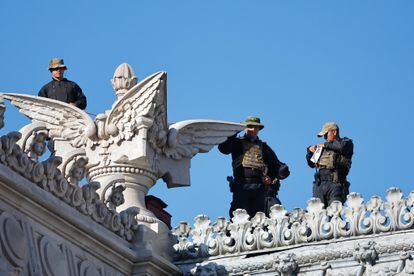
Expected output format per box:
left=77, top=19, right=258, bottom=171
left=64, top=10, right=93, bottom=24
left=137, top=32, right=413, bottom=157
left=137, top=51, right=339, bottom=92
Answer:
left=0, top=64, right=413, bottom=275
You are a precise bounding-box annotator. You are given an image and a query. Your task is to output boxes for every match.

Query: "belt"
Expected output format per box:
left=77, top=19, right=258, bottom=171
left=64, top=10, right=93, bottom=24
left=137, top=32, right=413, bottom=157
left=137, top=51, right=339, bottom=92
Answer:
left=236, top=177, right=263, bottom=184
left=317, top=170, right=345, bottom=183
left=319, top=174, right=334, bottom=182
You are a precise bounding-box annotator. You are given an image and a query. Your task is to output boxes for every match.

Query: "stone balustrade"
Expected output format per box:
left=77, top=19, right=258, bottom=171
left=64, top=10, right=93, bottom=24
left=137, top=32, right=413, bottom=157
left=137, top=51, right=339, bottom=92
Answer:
left=173, top=188, right=414, bottom=275
left=0, top=131, right=139, bottom=242
left=174, top=187, right=414, bottom=260
left=1, top=91, right=413, bottom=275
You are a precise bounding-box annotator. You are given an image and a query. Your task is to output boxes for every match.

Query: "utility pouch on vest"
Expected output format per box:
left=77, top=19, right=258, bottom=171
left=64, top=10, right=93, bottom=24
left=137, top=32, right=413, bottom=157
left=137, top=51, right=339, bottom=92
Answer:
left=232, top=140, right=266, bottom=171
left=317, top=170, right=341, bottom=183
left=316, top=149, right=337, bottom=169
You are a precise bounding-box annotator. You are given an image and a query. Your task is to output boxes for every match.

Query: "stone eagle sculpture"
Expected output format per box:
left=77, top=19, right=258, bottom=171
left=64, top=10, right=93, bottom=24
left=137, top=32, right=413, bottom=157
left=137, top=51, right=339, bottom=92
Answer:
left=1, top=64, right=244, bottom=214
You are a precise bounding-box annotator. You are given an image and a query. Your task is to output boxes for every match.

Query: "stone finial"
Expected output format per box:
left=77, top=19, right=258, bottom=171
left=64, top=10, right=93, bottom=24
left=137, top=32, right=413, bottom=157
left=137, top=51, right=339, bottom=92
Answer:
left=111, top=63, right=138, bottom=99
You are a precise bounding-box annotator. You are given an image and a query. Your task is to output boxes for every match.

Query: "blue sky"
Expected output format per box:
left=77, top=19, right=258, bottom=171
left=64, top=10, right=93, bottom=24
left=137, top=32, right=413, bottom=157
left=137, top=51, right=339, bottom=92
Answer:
left=1, top=1, right=413, bottom=226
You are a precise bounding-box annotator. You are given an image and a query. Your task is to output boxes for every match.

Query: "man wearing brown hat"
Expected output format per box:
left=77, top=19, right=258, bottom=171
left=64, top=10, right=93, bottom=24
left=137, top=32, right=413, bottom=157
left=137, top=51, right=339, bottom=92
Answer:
left=38, top=59, right=87, bottom=110
left=219, top=116, right=290, bottom=218
left=306, top=122, right=354, bottom=206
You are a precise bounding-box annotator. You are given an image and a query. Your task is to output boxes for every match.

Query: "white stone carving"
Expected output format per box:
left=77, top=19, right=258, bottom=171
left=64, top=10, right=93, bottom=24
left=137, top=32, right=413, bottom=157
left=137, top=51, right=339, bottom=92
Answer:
left=39, top=237, right=69, bottom=276
left=111, top=63, right=138, bottom=99
left=103, top=181, right=126, bottom=211
left=1, top=64, right=244, bottom=220
left=79, top=260, right=101, bottom=276
left=65, top=156, right=88, bottom=186
left=273, top=253, right=298, bottom=276
left=17, top=122, right=49, bottom=162
left=189, top=263, right=227, bottom=275
left=173, top=188, right=414, bottom=260
left=177, top=233, right=414, bottom=275
left=0, top=212, right=28, bottom=270
left=0, top=131, right=139, bottom=242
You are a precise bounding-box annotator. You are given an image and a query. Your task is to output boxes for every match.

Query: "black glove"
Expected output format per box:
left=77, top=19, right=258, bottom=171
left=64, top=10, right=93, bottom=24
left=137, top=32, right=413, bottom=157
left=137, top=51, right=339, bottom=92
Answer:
left=278, top=163, right=290, bottom=180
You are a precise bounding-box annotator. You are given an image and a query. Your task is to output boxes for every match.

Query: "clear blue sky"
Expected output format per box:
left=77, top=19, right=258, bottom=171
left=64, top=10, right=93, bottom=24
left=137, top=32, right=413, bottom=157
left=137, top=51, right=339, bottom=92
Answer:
left=1, top=1, right=413, bottom=226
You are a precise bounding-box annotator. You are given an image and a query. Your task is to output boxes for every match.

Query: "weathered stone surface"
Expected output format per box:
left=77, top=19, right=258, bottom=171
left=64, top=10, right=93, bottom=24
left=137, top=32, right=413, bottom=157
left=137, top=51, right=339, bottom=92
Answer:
left=0, top=161, right=180, bottom=275
left=1, top=64, right=244, bottom=222
left=174, top=189, right=414, bottom=275
left=176, top=230, right=414, bottom=275
left=2, top=63, right=414, bottom=275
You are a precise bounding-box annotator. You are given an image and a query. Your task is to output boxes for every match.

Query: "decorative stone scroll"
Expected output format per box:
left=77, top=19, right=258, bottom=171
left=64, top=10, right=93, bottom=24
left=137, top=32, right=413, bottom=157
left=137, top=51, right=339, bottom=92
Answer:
left=173, top=187, right=414, bottom=260
left=0, top=131, right=138, bottom=242
left=181, top=241, right=414, bottom=276
left=0, top=211, right=28, bottom=274
left=1, top=64, right=244, bottom=218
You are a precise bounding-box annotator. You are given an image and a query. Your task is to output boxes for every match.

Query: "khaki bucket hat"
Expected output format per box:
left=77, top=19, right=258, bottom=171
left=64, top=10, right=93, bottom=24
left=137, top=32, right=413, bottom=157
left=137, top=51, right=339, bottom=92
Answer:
left=241, top=116, right=264, bottom=130
left=317, top=122, right=338, bottom=137
left=48, top=58, right=67, bottom=71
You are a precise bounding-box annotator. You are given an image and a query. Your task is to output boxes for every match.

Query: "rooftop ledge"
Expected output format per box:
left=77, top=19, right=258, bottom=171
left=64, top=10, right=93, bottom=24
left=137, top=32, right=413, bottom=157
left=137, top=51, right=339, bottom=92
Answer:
left=174, top=187, right=414, bottom=260
left=1, top=65, right=413, bottom=275
left=173, top=188, right=414, bottom=275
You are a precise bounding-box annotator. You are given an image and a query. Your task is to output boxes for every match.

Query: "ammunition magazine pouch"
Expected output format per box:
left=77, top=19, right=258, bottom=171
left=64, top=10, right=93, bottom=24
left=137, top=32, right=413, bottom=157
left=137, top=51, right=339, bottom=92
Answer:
left=318, top=173, right=336, bottom=182
left=316, top=150, right=336, bottom=169
left=317, top=149, right=352, bottom=174
left=232, top=139, right=266, bottom=171
left=317, top=170, right=346, bottom=184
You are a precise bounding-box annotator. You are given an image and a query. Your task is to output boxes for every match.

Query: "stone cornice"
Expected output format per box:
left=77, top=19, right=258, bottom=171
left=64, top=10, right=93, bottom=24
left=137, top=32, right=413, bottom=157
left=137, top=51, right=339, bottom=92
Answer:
left=173, top=187, right=414, bottom=261
left=0, top=163, right=135, bottom=273
left=176, top=229, right=414, bottom=275
left=0, top=132, right=139, bottom=242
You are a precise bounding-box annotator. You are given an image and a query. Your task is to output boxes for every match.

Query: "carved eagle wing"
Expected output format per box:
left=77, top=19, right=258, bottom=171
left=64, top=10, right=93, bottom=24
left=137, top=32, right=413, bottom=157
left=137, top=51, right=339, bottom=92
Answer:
left=1, top=93, right=96, bottom=147
left=162, top=120, right=244, bottom=160
left=105, top=71, right=167, bottom=144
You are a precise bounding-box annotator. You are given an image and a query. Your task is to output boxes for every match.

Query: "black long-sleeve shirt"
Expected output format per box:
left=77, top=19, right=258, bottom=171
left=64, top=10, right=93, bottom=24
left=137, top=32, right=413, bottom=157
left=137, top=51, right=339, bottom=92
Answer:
left=306, top=137, right=354, bottom=170
left=219, top=135, right=289, bottom=183
left=38, top=78, right=87, bottom=110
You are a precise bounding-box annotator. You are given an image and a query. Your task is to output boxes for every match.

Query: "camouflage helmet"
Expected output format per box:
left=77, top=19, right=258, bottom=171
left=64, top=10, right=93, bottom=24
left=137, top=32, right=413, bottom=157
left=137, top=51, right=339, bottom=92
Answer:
left=317, top=122, right=338, bottom=137
left=241, top=116, right=264, bottom=130
left=48, top=58, right=67, bottom=71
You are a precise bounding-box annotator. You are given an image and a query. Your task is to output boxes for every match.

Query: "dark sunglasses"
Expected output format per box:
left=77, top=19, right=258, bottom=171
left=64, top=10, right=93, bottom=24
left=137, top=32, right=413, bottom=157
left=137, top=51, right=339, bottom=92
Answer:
left=50, top=67, right=65, bottom=71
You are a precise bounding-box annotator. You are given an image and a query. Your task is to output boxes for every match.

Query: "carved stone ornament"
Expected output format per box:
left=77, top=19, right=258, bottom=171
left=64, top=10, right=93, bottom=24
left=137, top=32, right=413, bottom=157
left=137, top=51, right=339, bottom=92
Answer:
left=103, top=180, right=126, bottom=211
left=79, top=260, right=101, bottom=276
left=189, top=262, right=227, bottom=276
left=0, top=212, right=28, bottom=272
left=39, top=236, right=69, bottom=276
left=111, top=63, right=138, bottom=98
left=1, top=63, right=244, bottom=220
left=0, top=130, right=140, bottom=242
left=173, top=188, right=414, bottom=261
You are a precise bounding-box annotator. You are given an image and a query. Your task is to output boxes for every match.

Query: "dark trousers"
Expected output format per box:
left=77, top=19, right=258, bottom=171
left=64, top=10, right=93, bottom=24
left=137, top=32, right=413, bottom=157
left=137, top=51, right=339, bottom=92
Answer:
left=313, top=181, right=345, bottom=207
left=264, top=195, right=282, bottom=217
left=230, top=183, right=265, bottom=218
